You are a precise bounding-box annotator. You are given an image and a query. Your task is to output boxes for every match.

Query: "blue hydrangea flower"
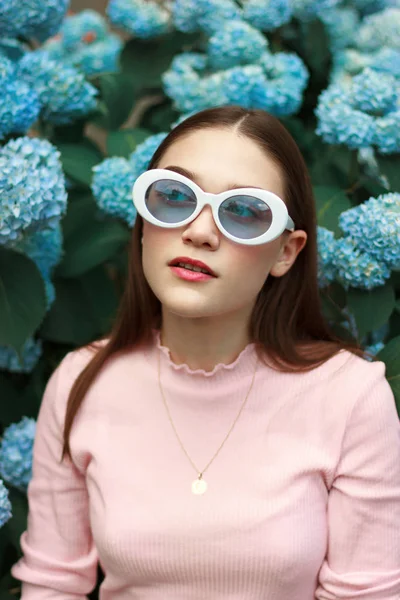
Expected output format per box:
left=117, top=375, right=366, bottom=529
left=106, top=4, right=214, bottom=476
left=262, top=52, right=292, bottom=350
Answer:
left=59, top=9, right=108, bottom=50
left=172, top=0, right=243, bottom=35
left=250, top=51, right=309, bottom=116
left=0, top=79, right=40, bottom=141
left=92, top=133, right=168, bottom=226
left=356, top=7, right=400, bottom=51
left=17, top=50, right=98, bottom=125
left=107, top=0, right=172, bottom=38
left=316, top=86, right=375, bottom=148
left=130, top=132, right=169, bottom=174
left=0, top=37, right=28, bottom=62
left=243, top=0, right=292, bottom=31
left=332, top=47, right=400, bottom=82
left=316, top=226, right=337, bottom=288
left=0, top=137, right=67, bottom=247
left=12, top=224, right=63, bottom=309
left=320, top=7, right=360, bottom=52
left=331, top=236, right=392, bottom=289
left=291, top=0, right=341, bottom=21
left=0, top=55, right=40, bottom=140
left=43, top=10, right=123, bottom=76
left=0, top=337, right=43, bottom=374
left=338, top=193, right=400, bottom=269
left=316, top=68, right=400, bottom=152
left=207, top=20, right=268, bottom=70
left=163, top=47, right=308, bottom=117
left=0, top=52, right=14, bottom=81
left=163, top=68, right=212, bottom=114
left=223, top=65, right=265, bottom=108
left=354, top=0, right=399, bottom=15
left=0, top=0, right=69, bottom=42
left=0, top=417, right=36, bottom=492
left=368, top=46, right=400, bottom=77
left=92, top=157, right=138, bottom=226
left=162, top=53, right=228, bottom=113
left=0, top=479, right=12, bottom=528
left=373, top=111, right=400, bottom=153
left=351, top=67, right=397, bottom=113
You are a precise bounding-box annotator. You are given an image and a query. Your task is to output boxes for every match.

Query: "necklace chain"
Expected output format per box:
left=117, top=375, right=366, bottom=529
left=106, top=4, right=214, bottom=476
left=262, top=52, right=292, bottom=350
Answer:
left=157, top=339, right=258, bottom=493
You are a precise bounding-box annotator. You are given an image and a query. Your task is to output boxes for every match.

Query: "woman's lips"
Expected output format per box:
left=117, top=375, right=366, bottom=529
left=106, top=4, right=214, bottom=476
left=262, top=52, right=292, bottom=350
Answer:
left=169, top=266, right=215, bottom=281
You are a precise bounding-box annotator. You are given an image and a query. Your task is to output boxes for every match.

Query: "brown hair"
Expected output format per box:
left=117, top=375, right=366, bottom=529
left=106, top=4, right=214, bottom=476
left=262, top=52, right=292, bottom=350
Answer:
left=60, top=105, right=376, bottom=464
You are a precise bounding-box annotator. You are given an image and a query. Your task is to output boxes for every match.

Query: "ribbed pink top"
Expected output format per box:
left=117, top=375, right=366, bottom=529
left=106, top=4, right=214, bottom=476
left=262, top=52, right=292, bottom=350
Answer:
left=11, top=329, right=400, bottom=599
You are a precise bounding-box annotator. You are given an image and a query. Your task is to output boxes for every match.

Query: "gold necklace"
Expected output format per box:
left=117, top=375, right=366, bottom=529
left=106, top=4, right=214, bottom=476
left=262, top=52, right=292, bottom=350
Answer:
left=157, top=342, right=258, bottom=495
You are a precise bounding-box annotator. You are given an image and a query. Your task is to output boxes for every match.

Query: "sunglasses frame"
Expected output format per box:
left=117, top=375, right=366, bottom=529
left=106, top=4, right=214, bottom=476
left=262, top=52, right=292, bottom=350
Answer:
left=132, top=168, right=295, bottom=246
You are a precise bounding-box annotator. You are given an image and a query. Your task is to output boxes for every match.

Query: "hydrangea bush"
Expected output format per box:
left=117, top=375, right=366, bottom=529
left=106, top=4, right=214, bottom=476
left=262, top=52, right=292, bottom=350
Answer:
left=1, top=0, right=400, bottom=595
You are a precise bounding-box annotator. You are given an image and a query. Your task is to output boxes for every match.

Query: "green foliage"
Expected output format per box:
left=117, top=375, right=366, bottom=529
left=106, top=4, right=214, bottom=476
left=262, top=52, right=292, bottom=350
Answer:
left=120, top=32, right=200, bottom=94
left=106, top=128, right=151, bottom=157
left=377, top=156, right=400, bottom=193
left=377, top=336, right=400, bottom=415
left=346, top=283, right=396, bottom=339
left=58, top=141, right=103, bottom=186
left=314, top=186, right=352, bottom=237
left=0, top=249, right=47, bottom=357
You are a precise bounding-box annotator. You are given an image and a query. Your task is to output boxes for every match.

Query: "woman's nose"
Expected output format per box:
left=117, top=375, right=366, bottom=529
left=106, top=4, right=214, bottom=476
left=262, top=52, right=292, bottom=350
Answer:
left=181, top=205, right=220, bottom=247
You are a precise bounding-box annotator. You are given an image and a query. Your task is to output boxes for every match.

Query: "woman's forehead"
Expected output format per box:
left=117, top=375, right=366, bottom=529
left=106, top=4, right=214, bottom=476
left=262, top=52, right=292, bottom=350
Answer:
left=157, top=129, right=285, bottom=197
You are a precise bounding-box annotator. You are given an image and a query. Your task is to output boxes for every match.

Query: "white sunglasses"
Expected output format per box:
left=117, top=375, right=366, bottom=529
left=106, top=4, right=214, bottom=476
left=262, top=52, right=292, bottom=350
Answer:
left=132, top=168, right=295, bottom=246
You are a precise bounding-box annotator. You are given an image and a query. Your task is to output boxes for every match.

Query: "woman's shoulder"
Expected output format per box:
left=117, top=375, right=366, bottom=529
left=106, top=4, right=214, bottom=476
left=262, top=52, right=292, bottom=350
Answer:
left=57, top=337, right=111, bottom=383
left=309, top=345, right=388, bottom=392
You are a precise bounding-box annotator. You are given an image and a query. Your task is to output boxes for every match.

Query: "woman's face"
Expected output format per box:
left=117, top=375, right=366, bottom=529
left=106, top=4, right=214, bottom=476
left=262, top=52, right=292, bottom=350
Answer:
left=141, top=127, right=306, bottom=322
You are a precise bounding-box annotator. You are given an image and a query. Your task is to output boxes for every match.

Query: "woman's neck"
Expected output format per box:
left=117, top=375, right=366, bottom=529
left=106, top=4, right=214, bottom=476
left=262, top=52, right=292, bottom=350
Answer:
left=159, top=319, right=253, bottom=373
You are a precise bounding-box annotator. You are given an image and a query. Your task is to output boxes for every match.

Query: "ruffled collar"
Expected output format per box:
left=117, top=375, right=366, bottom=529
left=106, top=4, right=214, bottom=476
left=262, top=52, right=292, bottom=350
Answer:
left=152, top=328, right=258, bottom=378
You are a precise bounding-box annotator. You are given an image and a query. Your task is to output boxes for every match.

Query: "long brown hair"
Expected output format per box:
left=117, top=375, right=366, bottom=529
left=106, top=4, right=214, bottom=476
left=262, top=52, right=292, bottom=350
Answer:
left=60, top=105, right=376, bottom=464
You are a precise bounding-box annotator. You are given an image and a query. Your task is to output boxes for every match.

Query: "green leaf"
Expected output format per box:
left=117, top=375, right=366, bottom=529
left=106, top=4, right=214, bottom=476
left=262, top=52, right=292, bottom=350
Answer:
left=301, top=19, right=331, bottom=81
left=39, top=278, right=100, bottom=344
left=391, top=269, right=400, bottom=292
left=346, top=283, right=396, bottom=339
left=106, top=128, right=151, bottom=158
left=52, top=118, right=86, bottom=144
left=91, top=73, right=137, bottom=130
left=58, top=141, right=103, bottom=187
left=120, top=32, right=199, bottom=94
left=3, top=487, right=28, bottom=550
left=313, top=185, right=352, bottom=235
left=79, top=264, right=119, bottom=332
left=39, top=266, right=118, bottom=345
left=0, top=248, right=47, bottom=355
left=55, top=219, right=130, bottom=278
left=61, top=192, right=98, bottom=240
left=376, top=154, right=400, bottom=193
left=0, top=375, right=22, bottom=429
left=140, top=101, right=179, bottom=133
left=376, top=335, right=400, bottom=416
left=320, top=281, right=348, bottom=324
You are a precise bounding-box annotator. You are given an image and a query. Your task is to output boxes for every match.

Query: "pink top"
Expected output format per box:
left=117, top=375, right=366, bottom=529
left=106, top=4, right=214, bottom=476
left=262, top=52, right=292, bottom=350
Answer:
left=11, top=329, right=400, bottom=599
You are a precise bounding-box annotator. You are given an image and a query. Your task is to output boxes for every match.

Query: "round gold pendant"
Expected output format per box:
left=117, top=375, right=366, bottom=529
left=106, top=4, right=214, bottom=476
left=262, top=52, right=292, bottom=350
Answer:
left=192, top=478, right=207, bottom=495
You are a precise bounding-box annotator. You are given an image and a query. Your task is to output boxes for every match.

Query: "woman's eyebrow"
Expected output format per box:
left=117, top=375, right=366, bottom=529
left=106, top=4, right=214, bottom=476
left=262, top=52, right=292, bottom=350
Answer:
left=163, top=165, right=261, bottom=190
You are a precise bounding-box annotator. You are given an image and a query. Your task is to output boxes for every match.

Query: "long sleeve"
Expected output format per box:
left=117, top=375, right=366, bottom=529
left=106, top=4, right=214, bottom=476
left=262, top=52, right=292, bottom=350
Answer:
left=10, top=352, right=99, bottom=599
left=315, top=361, right=400, bottom=599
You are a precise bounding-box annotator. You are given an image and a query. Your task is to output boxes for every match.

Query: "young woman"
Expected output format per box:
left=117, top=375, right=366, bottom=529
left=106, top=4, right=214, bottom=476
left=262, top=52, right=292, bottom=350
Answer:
left=11, top=106, right=400, bottom=599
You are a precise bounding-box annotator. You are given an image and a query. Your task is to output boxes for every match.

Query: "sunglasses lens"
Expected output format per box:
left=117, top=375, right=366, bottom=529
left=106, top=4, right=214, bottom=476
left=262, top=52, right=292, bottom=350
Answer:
left=219, top=195, right=273, bottom=239
left=145, top=179, right=196, bottom=223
